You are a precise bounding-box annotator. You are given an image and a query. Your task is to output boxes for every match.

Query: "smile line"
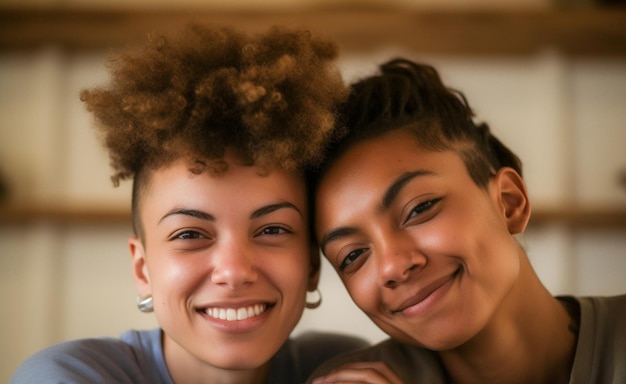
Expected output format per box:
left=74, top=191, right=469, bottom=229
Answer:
left=393, top=268, right=460, bottom=313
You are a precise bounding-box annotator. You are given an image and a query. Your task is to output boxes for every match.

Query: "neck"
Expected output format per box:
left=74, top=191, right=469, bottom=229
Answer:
left=439, top=253, right=578, bottom=384
left=163, top=333, right=271, bottom=384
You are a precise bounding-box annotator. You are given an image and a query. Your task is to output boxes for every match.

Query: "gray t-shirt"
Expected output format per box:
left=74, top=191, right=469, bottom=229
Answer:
left=569, top=295, right=626, bottom=383
left=307, top=295, right=626, bottom=384
left=11, top=328, right=368, bottom=384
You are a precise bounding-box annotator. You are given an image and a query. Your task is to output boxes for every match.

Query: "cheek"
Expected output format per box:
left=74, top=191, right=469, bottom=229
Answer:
left=408, top=218, right=464, bottom=260
left=288, top=259, right=312, bottom=293
left=266, top=249, right=311, bottom=293
left=343, top=268, right=380, bottom=315
left=148, top=254, right=204, bottom=300
left=416, top=204, right=490, bottom=256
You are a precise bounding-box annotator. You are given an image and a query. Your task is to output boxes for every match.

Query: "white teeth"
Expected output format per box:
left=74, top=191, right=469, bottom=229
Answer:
left=205, top=304, right=266, bottom=321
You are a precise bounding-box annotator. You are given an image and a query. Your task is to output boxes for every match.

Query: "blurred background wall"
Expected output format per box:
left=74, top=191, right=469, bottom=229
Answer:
left=1, top=0, right=625, bottom=381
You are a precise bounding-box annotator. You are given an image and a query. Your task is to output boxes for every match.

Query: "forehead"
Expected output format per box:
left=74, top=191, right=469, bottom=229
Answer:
left=320, top=129, right=467, bottom=193
left=141, top=158, right=308, bottom=212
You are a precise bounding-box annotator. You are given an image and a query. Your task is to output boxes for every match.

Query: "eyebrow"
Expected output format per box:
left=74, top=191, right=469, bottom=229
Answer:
left=159, top=202, right=302, bottom=225
left=250, top=202, right=303, bottom=219
left=381, top=170, right=434, bottom=211
left=159, top=208, right=215, bottom=224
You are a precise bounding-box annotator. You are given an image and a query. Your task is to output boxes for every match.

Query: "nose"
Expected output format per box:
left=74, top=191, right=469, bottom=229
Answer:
left=376, top=230, right=424, bottom=289
left=210, top=239, right=258, bottom=288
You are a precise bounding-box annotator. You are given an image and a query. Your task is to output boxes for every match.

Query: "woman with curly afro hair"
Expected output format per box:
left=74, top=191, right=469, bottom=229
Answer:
left=11, top=23, right=367, bottom=384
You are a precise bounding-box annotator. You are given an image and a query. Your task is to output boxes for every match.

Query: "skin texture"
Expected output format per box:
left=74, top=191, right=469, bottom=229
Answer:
left=130, top=154, right=318, bottom=383
left=317, top=129, right=525, bottom=349
left=314, top=129, right=576, bottom=384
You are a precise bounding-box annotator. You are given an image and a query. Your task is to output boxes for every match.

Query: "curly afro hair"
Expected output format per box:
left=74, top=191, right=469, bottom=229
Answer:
left=81, top=23, right=347, bottom=186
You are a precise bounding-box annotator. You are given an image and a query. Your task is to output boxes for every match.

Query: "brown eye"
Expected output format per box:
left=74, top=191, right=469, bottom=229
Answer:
left=340, top=248, right=367, bottom=272
left=176, top=230, right=204, bottom=240
left=407, top=198, right=441, bottom=220
left=257, top=226, right=291, bottom=237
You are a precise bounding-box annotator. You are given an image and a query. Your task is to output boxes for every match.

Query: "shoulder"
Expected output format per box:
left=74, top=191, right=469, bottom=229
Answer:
left=568, top=294, right=626, bottom=383
left=306, top=338, right=447, bottom=383
left=567, top=294, right=626, bottom=348
left=583, top=293, right=626, bottom=308
left=575, top=294, right=626, bottom=330
left=10, top=329, right=167, bottom=384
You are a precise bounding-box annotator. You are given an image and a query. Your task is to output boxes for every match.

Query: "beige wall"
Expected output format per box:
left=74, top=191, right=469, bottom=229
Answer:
left=1, top=2, right=626, bottom=382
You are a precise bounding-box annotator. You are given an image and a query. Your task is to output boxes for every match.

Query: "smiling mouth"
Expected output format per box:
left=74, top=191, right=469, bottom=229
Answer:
left=204, top=304, right=267, bottom=321
left=393, top=268, right=461, bottom=314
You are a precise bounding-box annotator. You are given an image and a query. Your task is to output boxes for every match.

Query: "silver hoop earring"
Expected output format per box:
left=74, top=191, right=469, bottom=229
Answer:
left=305, top=288, right=322, bottom=309
left=136, top=295, right=154, bottom=313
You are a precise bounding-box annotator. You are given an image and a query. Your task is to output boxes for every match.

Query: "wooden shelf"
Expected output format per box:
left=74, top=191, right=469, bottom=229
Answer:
left=1, top=6, right=626, bottom=56
left=0, top=203, right=131, bottom=225
left=1, top=5, right=625, bottom=228
left=1, top=203, right=626, bottom=228
left=529, top=206, right=626, bottom=228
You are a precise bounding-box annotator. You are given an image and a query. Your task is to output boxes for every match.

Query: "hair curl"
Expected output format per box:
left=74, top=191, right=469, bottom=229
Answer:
left=81, top=23, right=347, bottom=186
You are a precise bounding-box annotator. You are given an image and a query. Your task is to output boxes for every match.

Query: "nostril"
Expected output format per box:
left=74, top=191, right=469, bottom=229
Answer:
left=384, top=279, right=397, bottom=289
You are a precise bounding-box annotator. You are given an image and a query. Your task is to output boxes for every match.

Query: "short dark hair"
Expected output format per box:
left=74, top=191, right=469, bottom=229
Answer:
left=313, top=58, right=522, bottom=191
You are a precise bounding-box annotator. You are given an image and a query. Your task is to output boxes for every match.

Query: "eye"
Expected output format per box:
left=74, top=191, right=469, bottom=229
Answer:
left=405, top=197, right=442, bottom=223
left=167, top=228, right=213, bottom=252
left=173, top=230, right=205, bottom=240
left=339, top=247, right=368, bottom=273
left=256, top=225, right=292, bottom=237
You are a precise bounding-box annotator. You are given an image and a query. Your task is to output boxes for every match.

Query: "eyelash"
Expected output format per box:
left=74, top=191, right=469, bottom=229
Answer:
left=339, top=248, right=367, bottom=272
left=173, top=230, right=206, bottom=240
left=173, top=225, right=291, bottom=240
left=405, top=198, right=442, bottom=223
left=256, top=225, right=292, bottom=237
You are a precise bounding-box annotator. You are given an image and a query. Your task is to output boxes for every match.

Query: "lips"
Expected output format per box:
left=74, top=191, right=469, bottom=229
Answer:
left=204, top=304, right=267, bottom=321
left=393, top=269, right=459, bottom=313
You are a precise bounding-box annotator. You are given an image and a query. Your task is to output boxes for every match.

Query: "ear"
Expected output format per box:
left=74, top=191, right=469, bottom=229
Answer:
left=492, top=167, right=531, bottom=234
left=129, top=237, right=152, bottom=297
left=307, top=242, right=321, bottom=291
